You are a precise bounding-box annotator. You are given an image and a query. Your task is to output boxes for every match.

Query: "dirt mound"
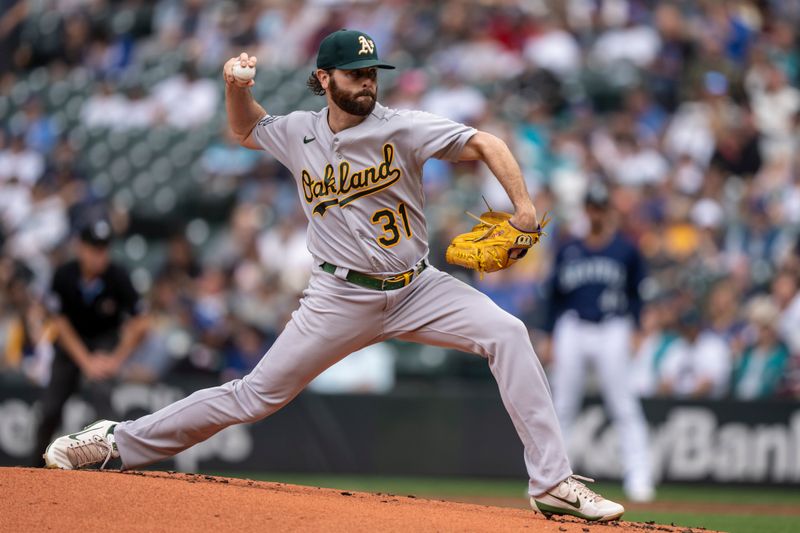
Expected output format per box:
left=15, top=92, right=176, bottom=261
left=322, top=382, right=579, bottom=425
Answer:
left=0, top=468, right=708, bottom=532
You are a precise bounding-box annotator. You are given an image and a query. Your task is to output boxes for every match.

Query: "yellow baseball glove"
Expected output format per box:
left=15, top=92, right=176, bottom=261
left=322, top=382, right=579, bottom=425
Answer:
left=446, top=210, right=550, bottom=275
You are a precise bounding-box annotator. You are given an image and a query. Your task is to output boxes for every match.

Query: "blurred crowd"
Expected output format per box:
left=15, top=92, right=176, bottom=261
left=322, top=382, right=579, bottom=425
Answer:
left=1, top=0, right=800, bottom=401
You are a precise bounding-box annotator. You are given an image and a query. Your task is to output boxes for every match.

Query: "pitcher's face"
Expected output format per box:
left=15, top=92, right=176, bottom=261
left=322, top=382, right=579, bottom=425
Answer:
left=326, top=68, right=378, bottom=116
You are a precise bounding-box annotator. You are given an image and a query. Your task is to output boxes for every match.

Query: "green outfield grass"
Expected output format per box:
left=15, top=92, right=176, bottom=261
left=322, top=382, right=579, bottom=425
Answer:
left=208, top=471, right=800, bottom=533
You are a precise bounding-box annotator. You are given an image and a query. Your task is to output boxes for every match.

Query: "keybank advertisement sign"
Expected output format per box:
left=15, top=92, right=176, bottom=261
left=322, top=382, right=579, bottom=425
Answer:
left=568, top=405, right=800, bottom=484
left=1, top=380, right=798, bottom=484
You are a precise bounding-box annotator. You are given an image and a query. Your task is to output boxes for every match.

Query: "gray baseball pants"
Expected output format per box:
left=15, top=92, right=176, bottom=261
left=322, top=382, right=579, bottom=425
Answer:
left=114, top=265, right=572, bottom=495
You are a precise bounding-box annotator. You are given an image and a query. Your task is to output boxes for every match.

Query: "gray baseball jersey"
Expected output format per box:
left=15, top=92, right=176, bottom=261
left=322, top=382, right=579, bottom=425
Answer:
left=112, top=100, right=572, bottom=497
left=251, top=102, right=475, bottom=274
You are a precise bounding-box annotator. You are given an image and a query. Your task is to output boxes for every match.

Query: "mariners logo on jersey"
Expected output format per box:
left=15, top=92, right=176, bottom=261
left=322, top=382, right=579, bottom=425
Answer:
left=301, top=143, right=402, bottom=216
left=558, top=253, right=625, bottom=291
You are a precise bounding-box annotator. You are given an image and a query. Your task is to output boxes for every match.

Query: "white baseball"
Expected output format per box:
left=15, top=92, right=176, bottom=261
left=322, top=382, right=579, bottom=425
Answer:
left=232, top=63, right=256, bottom=82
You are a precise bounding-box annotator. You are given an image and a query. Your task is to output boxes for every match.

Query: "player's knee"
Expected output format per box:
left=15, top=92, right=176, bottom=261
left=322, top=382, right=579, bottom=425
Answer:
left=235, top=377, right=294, bottom=422
left=500, top=314, right=529, bottom=339
left=488, top=313, right=530, bottom=350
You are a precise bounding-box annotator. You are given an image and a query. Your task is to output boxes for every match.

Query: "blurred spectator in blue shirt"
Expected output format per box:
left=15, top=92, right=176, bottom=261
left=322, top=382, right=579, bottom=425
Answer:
left=221, top=321, right=274, bottom=382
left=21, top=99, right=58, bottom=154
left=706, top=278, right=747, bottom=349
left=725, top=197, right=794, bottom=287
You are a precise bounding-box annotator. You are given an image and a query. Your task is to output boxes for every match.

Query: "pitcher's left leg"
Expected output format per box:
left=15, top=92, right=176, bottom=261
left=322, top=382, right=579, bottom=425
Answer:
left=385, top=267, right=571, bottom=495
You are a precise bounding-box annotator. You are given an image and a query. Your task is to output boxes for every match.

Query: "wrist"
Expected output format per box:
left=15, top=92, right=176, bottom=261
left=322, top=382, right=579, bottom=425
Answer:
left=513, top=202, right=536, bottom=216
left=225, top=81, right=252, bottom=92
left=510, top=208, right=539, bottom=232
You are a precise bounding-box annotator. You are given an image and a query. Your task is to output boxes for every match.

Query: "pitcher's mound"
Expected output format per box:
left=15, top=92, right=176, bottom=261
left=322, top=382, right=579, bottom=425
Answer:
left=1, top=468, right=698, bottom=532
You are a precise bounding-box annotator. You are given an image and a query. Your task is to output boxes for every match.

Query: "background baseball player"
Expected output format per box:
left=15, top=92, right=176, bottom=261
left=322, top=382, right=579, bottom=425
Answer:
left=44, top=29, right=624, bottom=522
left=542, top=182, right=655, bottom=502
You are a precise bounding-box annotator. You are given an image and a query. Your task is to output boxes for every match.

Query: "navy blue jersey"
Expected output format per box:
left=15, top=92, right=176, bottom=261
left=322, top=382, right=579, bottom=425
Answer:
left=545, top=231, right=646, bottom=330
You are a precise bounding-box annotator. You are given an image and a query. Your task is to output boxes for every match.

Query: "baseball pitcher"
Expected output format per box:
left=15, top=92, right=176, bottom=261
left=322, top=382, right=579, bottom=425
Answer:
left=44, top=30, right=624, bottom=522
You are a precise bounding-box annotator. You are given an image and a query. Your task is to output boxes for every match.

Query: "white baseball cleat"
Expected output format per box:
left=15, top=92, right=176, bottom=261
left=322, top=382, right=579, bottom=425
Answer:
left=44, top=419, right=120, bottom=470
left=531, top=475, right=625, bottom=522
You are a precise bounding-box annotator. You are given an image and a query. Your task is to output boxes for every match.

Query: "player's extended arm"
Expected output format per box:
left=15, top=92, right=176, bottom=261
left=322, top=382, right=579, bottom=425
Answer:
left=458, top=131, right=539, bottom=230
left=223, top=52, right=266, bottom=150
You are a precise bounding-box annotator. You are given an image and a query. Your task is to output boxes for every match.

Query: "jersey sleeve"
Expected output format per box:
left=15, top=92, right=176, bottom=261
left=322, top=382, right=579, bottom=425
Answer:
left=410, top=111, right=477, bottom=164
left=251, top=114, right=293, bottom=168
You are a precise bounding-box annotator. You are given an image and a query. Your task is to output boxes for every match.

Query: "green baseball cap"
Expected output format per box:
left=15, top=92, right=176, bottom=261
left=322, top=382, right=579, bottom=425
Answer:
left=316, top=29, right=395, bottom=70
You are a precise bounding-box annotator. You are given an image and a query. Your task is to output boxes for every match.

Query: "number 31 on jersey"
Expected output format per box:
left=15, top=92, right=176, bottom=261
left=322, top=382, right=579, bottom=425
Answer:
left=370, top=202, right=412, bottom=248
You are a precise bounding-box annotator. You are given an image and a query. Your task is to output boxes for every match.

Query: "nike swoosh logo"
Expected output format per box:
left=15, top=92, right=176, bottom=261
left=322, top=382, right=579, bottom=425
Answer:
left=547, top=492, right=581, bottom=509
left=303, top=136, right=316, bottom=144
left=68, top=426, right=100, bottom=440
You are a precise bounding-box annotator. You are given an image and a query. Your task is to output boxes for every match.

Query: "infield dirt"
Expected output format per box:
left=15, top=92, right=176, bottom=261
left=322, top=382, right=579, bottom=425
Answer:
left=0, top=468, right=715, bottom=532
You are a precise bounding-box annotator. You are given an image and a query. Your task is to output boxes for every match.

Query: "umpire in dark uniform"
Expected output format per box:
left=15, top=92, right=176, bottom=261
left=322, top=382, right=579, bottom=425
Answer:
left=33, top=219, right=148, bottom=465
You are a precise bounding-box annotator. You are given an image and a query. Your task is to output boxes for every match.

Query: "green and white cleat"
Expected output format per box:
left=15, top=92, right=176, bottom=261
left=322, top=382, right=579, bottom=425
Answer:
left=43, top=420, right=120, bottom=470
left=531, top=475, right=625, bottom=522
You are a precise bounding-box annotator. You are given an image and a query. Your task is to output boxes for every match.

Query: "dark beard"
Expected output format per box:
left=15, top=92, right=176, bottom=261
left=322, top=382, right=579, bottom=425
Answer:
left=329, top=76, right=376, bottom=116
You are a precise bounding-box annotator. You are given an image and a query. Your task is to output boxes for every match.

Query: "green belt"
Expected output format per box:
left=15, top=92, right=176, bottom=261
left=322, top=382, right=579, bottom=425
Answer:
left=320, top=259, right=428, bottom=291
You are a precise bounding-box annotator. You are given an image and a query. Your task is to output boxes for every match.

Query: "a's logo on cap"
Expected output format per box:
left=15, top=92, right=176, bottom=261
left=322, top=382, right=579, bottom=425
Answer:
left=357, top=35, right=375, bottom=55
